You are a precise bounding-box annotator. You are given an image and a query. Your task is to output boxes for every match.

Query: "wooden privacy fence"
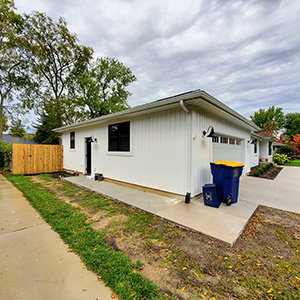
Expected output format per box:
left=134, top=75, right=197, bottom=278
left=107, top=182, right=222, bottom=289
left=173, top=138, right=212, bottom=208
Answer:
left=13, top=144, right=63, bottom=175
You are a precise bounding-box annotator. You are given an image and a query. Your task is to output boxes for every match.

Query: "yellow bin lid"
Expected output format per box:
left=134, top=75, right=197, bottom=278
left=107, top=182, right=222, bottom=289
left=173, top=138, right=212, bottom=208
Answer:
left=212, top=161, right=245, bottom=167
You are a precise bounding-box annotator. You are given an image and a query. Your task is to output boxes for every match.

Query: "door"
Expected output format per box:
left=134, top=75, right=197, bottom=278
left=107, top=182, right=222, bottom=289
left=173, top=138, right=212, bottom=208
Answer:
left=85, top=138, right=91, bottom=174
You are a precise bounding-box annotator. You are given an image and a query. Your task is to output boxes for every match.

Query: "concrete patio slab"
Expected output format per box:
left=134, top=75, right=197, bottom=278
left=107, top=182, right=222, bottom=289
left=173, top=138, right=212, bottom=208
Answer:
left=0, top=175, right=112, bottom=300
left=64, top=176, right=259, bottom=245
left=64, top=166, right=300, bottom=245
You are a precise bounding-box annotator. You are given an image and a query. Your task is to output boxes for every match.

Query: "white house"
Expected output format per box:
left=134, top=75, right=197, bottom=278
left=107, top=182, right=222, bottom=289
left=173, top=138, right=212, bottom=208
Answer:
left=54, top=90, right=261, bottom=200
left=250, top=133, right=274, bottom=163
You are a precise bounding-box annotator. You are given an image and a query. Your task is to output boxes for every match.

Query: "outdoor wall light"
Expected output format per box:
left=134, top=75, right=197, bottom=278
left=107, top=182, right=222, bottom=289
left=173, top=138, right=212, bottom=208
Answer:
left=87, top=135, right=97, bottom=143
left=203, top=126, right=216, bottom=138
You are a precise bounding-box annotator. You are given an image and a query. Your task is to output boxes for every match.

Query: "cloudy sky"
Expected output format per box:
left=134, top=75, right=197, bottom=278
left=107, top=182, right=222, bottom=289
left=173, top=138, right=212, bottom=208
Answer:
left=14, top=0, right=300, bottom=120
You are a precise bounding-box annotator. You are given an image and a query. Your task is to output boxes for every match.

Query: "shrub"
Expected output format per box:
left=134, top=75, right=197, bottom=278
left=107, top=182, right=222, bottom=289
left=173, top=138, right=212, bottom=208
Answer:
left=275, top=145, right=297, bottom=159
left=254, top=171, right=260, bottom=177
left=273, top=153, right=289, bottom=165
left=254, top=163, right=274, bottom=177
left=0, top=141, right=12, bottom=169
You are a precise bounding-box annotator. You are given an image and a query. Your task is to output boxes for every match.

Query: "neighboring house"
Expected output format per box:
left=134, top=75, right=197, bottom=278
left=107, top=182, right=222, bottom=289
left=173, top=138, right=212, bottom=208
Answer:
left=2, top=134, right=39, bottom=145
left=250, top=133, right=274, bottom=163
left=54, top=90, right=261, bottom=200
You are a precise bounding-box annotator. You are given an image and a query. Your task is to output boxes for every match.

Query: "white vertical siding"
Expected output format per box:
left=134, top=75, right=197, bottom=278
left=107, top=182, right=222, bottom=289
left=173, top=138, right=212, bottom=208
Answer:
left=61, top=105, right=255, bottom=198
left=191, top=106, right=252, bottom=197
left=62, top=107, right=189, bottom=195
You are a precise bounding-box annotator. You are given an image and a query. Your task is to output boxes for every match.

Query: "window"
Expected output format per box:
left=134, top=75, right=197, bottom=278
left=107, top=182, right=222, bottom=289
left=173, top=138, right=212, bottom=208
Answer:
left=229, top=138, right=235, bottom=145
left=253, top=139, right=257, bottom=154
left=268, top=141, right=272, bottom=156
left=108, top=121, right=130, bottom=152
left=220, top=137, right=228, bottom=144
left=212, top=136, right=219, bottom=143
left=236, top=139, right=241, bottom=145
left=70, top=132, right=75, bottom=149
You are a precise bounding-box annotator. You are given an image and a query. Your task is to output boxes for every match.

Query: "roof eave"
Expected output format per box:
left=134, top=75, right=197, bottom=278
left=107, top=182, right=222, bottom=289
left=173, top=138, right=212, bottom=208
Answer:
left=53, top=89, right=260, bottom=133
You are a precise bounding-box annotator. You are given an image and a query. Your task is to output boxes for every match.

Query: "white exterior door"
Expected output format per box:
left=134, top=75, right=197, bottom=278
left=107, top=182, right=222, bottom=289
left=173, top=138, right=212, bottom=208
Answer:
left=212, top=136, right=243, bottom=163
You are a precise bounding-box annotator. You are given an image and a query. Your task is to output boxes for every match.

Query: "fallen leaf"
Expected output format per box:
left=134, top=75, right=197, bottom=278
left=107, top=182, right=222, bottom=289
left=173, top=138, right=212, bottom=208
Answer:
left=181, top=287, right=185, bottom=292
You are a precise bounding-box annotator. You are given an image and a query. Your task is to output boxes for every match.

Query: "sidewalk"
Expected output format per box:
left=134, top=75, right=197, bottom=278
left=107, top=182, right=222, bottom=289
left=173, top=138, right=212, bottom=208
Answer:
left=0, top=175, right=112, bottom=300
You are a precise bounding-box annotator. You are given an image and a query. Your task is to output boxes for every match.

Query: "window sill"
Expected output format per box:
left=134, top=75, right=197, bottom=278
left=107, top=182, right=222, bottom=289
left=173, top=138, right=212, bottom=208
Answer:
left=107, top=152, right=133, bottom=157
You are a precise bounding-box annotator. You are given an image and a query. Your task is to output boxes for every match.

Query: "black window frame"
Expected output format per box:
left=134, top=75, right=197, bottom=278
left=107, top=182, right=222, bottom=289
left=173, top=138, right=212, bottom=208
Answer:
left=268, top=141, right=272, bottom=156
left=253, top=139, right=257, bottom=154
left=108, top=121, right=130, bottom=152
left=70, top=131, right=75, bottom=149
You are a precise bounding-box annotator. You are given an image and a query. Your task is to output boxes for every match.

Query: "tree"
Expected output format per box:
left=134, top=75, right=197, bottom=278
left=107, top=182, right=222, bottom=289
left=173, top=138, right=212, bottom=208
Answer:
left=284, top=113, right=300, bottom=138
left=289, top=134, right=300, bottom=154
left=9, top=119, right=25, bottom=137
left=250, top=106, right=285, bottom=137
left=70, top=57, right=137, bottom=119
left=1, top=113, right=8, bottom=133
left=0, top=0, right=32, bottom=140
left=22, top=12, right=93, bottom=125
left=34, top=102, right=61, bottom=144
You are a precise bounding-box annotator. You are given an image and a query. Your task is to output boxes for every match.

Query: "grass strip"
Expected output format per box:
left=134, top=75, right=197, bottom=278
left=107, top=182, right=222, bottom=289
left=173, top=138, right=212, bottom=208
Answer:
left=6, top=175, right=163, bottom=300
left=285, top=160, right=300, bottom=167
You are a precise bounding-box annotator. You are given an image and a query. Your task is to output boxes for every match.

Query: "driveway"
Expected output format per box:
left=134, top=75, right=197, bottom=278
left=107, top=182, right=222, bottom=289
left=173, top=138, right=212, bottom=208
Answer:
left=239, top=166, right=300, bottom=214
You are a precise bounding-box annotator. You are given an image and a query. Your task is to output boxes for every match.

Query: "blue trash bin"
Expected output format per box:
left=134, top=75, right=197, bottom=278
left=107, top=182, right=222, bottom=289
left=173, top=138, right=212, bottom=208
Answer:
left=203, top=183, right=220, bottom=208
left=210, top=161, right=244, bottom=206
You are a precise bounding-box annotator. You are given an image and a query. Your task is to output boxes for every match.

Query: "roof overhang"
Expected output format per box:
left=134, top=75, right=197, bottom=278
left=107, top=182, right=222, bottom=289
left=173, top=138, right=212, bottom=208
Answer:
left=251, top=132, right=275, bottom=141
left=54, top=90, right=260, bottom=133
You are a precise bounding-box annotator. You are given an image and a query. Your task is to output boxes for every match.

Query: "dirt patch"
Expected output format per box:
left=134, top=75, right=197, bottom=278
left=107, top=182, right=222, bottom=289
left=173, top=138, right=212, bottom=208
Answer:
left=32, top=175, right=300, bottom=300
left=248, top=164, right=283, bottom=180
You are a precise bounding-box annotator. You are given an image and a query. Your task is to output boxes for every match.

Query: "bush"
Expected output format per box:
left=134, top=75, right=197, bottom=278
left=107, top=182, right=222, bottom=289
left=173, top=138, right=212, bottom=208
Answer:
left=273, top=153, right=289, bottom=165
left=254, top=171, right=260, bottom=177
left=0, top=141, right=12, bottom=169
left=254, top=163, right=274, bottom=177
left=275, top=145, right=297, bottom=158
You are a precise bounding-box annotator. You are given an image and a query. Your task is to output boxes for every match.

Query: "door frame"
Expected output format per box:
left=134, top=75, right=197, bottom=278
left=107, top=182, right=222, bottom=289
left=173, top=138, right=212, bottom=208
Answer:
left=85, top=137, right=92, bottom=175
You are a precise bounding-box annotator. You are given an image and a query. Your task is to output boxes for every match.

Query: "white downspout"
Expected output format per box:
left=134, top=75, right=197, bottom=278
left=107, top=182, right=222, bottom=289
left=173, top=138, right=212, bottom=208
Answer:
left=180, top=100, right=192, bottom=203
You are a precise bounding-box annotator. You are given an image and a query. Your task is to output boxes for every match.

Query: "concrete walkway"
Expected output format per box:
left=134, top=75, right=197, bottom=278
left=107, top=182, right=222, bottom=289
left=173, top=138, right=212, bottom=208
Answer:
left=0, top=175, right=112, bottom=300
left=65, top=166, right=300, bottom=246
left=64, top=177, right=258, bottom=245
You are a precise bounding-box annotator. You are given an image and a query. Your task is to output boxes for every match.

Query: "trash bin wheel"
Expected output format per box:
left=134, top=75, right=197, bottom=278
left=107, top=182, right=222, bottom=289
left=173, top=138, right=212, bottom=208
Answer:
left=225, top=195, right=233, bottom=206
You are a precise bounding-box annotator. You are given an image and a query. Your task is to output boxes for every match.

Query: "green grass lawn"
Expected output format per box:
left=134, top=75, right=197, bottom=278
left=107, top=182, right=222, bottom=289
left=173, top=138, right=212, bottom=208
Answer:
left=285, top=160, right=300, bottom=167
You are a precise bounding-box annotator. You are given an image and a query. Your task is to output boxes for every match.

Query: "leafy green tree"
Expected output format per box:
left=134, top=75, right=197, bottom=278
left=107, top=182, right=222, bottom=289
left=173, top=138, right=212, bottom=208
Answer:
left=22, top=12, right=93, bottom=125
left=70, top=57, right=136, bottom=119
left=8, top=119, right=26, bottom=137
left=0, top=0, right=33, bottom=140
left=284, top=113, right=300, bottom=138
left=250, top=106, right=285, bottom=137
left=34, top=102, right=61, bottom=144
left=1, top=113, right=8, bottom=133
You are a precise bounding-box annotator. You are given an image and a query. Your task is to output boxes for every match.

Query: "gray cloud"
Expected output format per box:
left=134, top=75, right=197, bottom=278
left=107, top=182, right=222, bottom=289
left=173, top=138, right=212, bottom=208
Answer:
left=15, top=0, right=300, bottom=120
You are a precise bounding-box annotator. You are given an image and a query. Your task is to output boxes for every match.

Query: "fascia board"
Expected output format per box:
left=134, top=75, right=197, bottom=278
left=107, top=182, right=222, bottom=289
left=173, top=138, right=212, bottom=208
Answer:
left=53, top=89, right=260, bottom=133
left=53, top=90, right=202, bottom=133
